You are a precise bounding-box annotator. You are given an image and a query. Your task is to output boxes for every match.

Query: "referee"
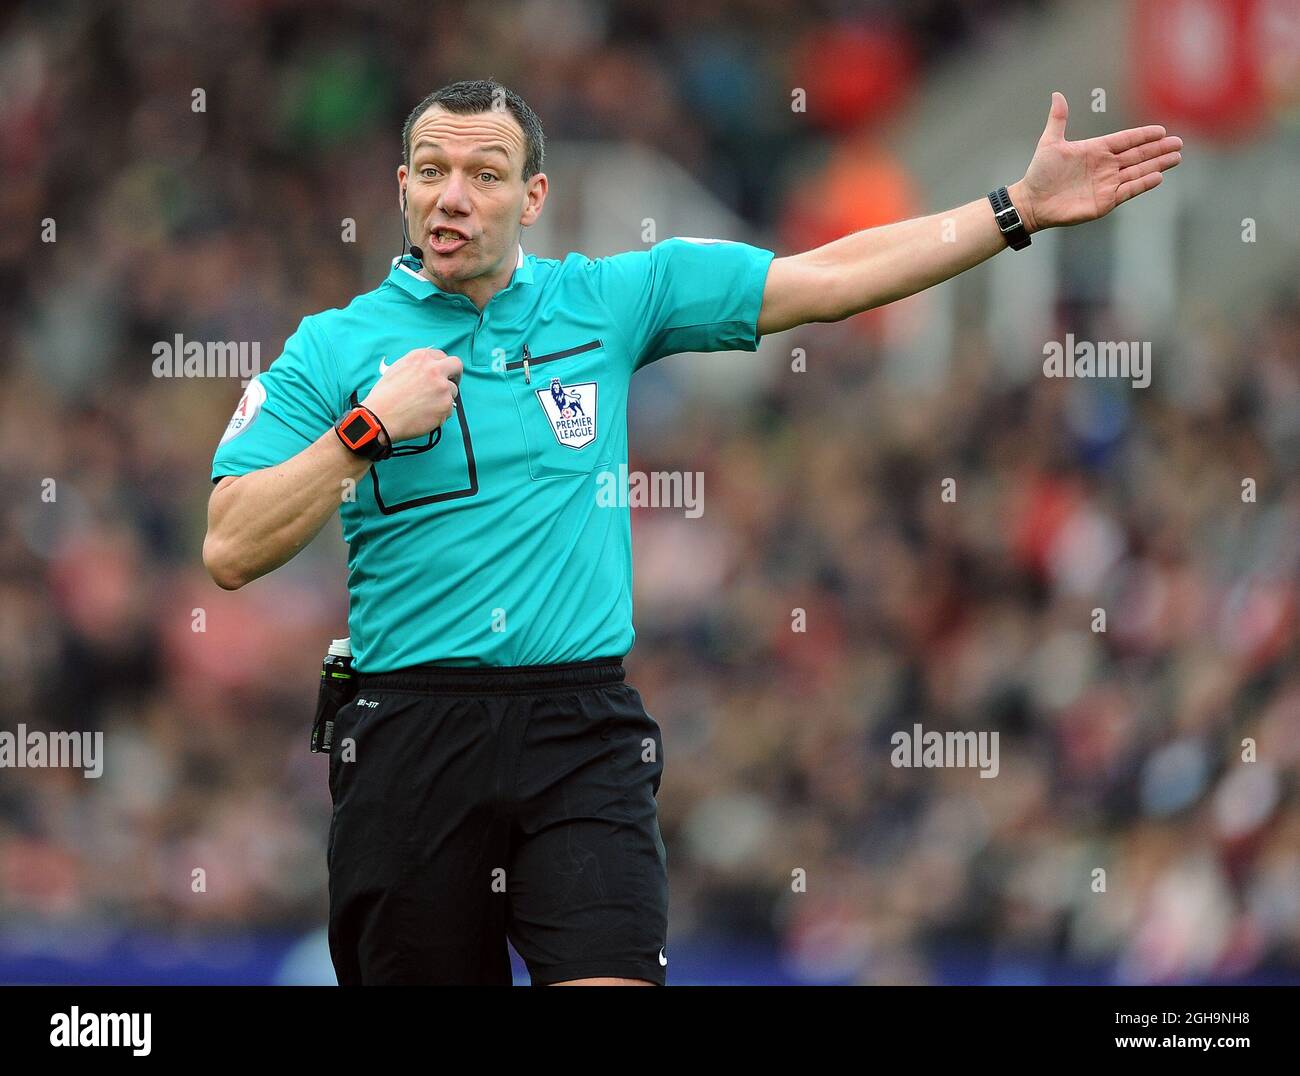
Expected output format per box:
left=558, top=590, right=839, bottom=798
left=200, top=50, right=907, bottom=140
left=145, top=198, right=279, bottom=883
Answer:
left=203, top=79, right=1180, bottom=985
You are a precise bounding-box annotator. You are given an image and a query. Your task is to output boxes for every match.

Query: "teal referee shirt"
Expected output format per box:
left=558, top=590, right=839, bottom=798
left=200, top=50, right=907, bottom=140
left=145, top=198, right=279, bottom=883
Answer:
left=211, top=237, right=775, bottom=671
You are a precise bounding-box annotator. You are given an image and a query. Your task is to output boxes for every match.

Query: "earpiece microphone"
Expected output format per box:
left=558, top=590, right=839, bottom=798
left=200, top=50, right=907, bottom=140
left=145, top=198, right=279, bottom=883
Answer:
left=401, top=190, right=423, bottom=263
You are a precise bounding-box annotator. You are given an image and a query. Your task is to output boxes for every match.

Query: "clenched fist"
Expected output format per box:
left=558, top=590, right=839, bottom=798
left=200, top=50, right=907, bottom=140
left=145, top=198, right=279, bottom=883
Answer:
left=361, top=347, right=463, bottom=445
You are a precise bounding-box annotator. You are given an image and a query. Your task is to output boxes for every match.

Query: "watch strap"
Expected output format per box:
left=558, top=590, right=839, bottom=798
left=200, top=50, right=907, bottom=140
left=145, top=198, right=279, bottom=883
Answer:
left=988, top=186, right=1031, bottom=250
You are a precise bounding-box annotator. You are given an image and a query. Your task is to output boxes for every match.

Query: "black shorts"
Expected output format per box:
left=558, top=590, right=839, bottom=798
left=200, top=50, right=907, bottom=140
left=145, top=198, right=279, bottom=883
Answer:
left=325, top=657, right=669, bottom=985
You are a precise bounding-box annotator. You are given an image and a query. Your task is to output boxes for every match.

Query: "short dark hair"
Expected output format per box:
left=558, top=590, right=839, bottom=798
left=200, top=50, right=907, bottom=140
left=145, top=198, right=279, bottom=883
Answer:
left=402, top=79, right=545, bottom=180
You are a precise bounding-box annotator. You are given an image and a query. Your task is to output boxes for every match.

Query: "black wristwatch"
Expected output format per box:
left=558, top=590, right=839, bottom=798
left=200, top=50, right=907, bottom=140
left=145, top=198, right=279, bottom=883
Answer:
left=335, top=405, right=393, bottom=461
left=988, top=186, right=1031, bottom=251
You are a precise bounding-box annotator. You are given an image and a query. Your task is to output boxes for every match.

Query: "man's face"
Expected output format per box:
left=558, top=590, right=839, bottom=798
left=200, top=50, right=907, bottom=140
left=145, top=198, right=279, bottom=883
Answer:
left=398, top=106, right=546, bottom=297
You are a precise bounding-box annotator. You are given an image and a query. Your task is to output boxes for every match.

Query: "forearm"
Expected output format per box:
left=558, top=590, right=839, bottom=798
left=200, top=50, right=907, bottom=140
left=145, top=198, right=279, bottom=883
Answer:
left=788, top=182, right=1033, bottom=325
left=824, top=196, right=1004, bottom=315
left=203, top=429, right=373, bottom=589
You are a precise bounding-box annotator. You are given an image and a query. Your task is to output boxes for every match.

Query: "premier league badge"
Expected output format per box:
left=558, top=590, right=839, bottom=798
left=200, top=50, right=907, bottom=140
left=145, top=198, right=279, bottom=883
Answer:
left=536, top=377, right=597, bottom=449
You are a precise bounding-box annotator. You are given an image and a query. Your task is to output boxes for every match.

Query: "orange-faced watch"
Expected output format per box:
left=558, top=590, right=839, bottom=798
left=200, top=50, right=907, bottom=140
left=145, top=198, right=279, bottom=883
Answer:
left=334, top=405, right=393, bottom=461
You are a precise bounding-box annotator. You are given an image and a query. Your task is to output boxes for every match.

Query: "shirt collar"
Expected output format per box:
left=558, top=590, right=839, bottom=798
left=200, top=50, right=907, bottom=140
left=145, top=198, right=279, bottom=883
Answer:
left=387, top=242, right=534, bottom=302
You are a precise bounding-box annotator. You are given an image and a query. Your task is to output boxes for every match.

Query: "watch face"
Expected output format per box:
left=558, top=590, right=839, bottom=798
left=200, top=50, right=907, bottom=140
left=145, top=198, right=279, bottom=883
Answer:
left=341, top=411, right=375, bottom=446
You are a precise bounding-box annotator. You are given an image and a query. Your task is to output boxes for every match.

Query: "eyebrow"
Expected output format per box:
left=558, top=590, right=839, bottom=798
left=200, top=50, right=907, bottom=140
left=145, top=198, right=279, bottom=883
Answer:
left=413, top=140, right=512, bottom=162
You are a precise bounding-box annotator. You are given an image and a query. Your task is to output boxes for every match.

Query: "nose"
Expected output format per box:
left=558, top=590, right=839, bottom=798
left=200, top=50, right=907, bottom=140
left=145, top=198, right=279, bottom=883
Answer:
left=437, top=170, right=473, bottom=217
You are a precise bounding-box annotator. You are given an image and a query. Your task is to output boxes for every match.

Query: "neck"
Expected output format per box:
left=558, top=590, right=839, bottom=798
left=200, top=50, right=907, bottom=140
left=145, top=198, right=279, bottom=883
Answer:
left=421, top=249, right=517, bottom=311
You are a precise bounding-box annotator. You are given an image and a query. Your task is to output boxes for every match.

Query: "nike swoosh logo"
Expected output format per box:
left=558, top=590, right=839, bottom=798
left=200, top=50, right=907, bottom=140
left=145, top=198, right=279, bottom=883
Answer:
left=658, top=948, right=667, bottom=967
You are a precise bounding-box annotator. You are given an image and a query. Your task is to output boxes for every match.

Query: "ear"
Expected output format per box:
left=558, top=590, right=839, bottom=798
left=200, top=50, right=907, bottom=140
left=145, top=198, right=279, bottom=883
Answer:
left=520, top=172, right=548, bottom=228
left=396, top=164, right=408, bottom=212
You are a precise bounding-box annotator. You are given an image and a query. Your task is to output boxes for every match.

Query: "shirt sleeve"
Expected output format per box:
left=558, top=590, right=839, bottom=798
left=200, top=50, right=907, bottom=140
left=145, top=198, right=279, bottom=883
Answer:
left=210, top=315, right=341, bottom=482
left=584, top=237, right=776, bottom=372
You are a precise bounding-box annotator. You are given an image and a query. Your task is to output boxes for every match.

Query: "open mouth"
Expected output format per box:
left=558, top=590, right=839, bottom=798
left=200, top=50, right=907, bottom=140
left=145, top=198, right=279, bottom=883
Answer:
left=428, top=227, right=470, bottom=254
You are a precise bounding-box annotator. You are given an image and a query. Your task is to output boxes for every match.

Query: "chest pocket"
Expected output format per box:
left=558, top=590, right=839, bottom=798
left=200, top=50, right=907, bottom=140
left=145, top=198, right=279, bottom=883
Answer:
left=347, top=388, right=479, bottom=514
left=504, top=338, right=611, bottom=480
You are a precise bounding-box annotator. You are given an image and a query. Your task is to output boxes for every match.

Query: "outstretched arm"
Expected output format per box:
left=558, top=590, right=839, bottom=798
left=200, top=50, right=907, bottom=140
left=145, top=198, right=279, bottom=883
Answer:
left=756, top=92, right=1183, bottom=336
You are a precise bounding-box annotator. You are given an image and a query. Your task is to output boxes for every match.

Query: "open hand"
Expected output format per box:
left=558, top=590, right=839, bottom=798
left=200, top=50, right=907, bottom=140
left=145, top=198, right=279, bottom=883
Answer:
left=1010, top=92, right=1183, bottom=232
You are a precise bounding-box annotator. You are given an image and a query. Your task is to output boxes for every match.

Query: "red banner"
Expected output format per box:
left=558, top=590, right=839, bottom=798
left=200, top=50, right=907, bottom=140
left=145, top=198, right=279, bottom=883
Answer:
left=1132, top=0, right=1289, bottom=140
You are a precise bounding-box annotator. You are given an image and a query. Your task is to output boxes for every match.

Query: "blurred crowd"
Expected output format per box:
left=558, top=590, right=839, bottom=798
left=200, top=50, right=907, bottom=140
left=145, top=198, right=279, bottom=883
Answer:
left=632, top=292, right=1300, bottom=983
left=1, top=0, right=1297, bottom=984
